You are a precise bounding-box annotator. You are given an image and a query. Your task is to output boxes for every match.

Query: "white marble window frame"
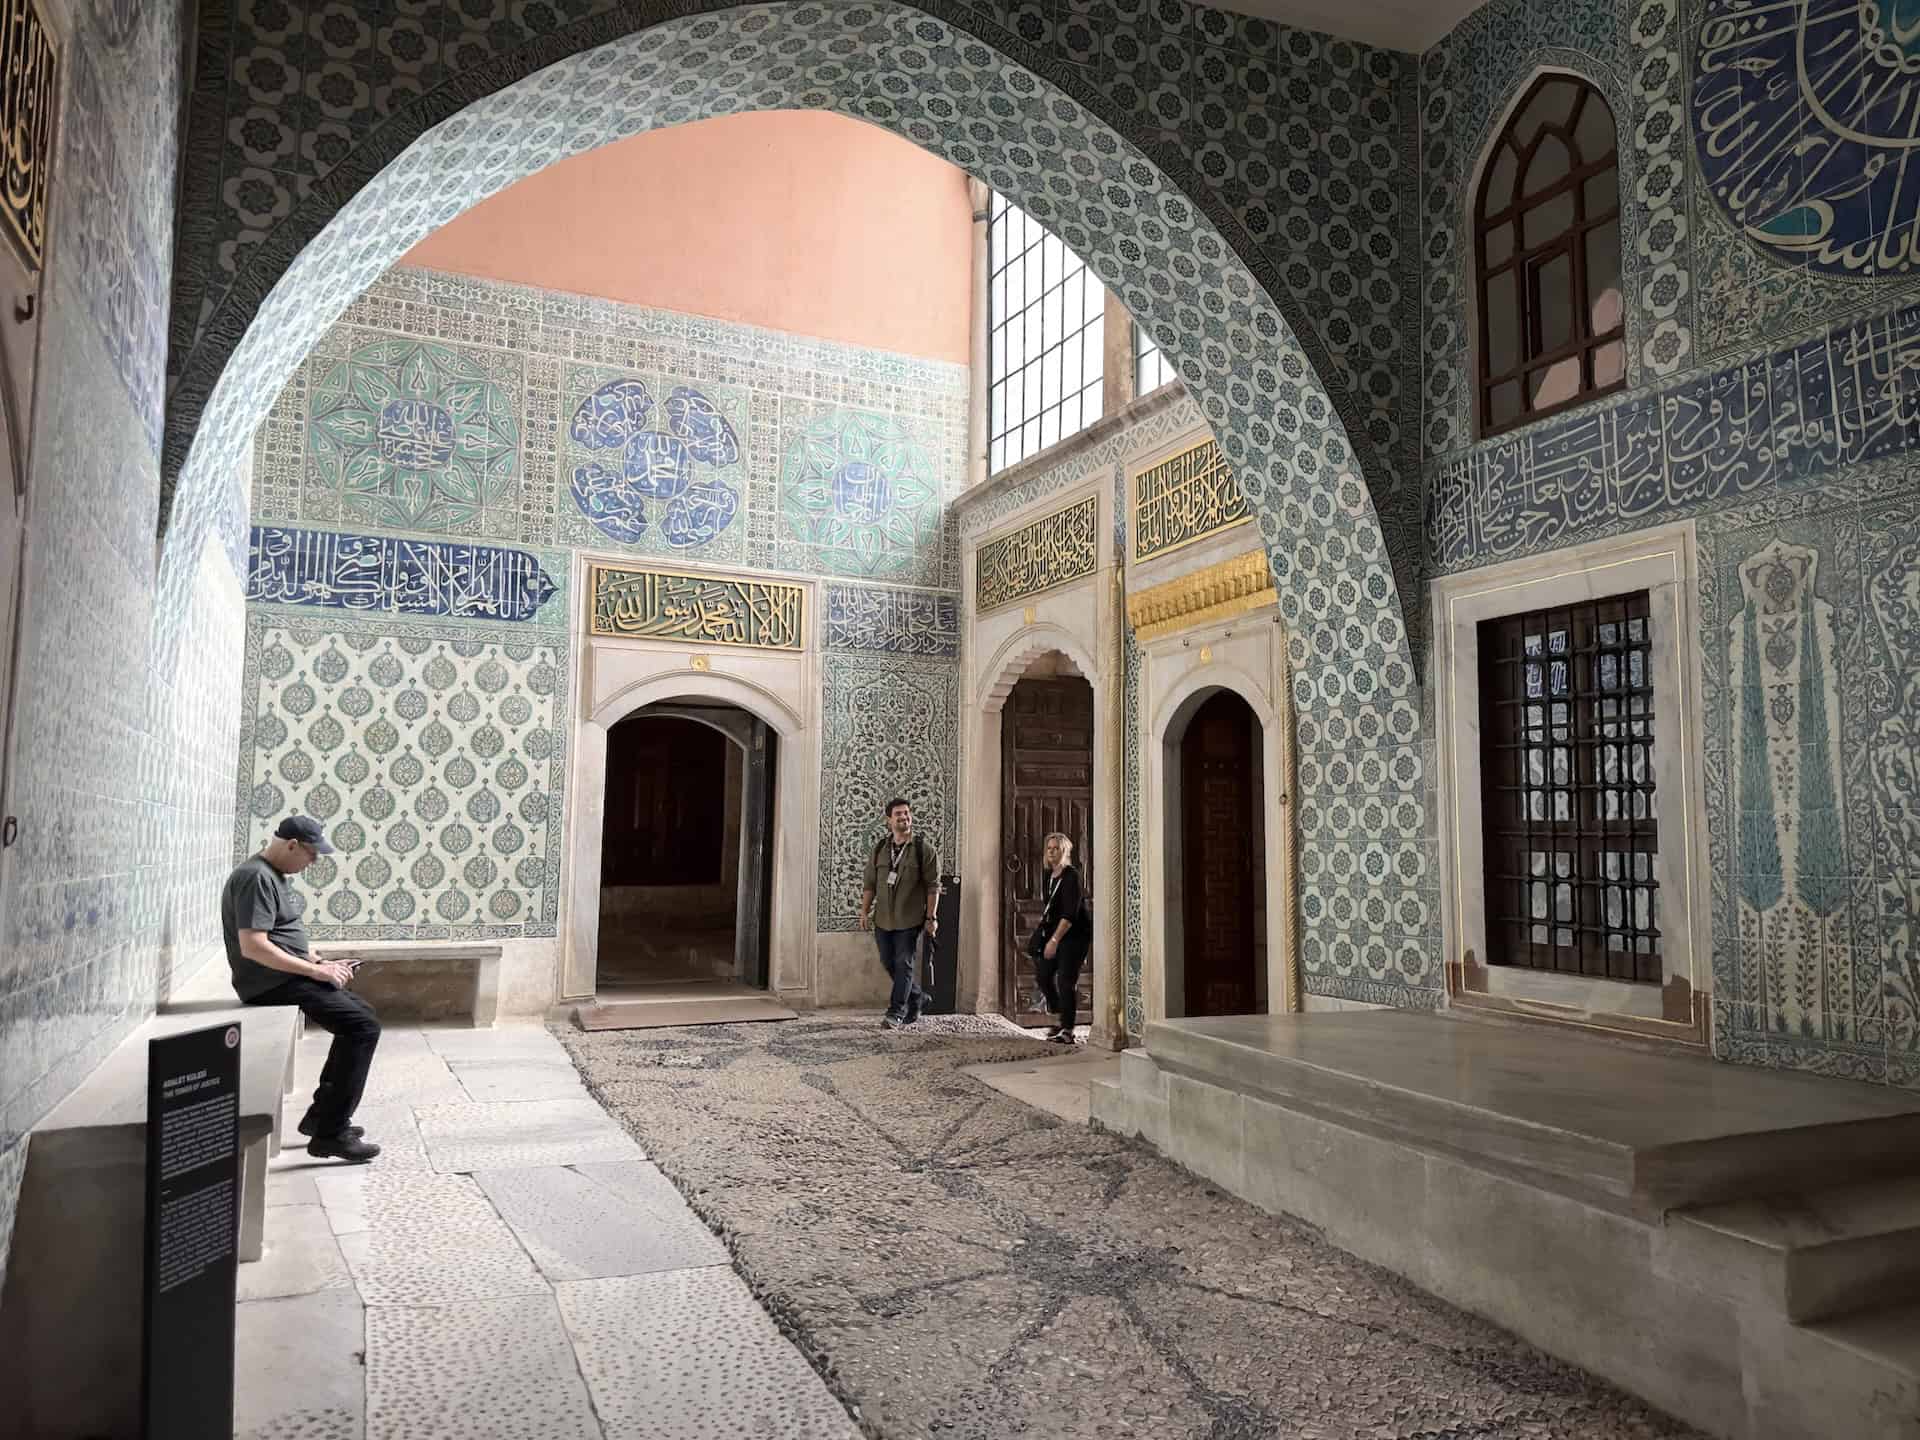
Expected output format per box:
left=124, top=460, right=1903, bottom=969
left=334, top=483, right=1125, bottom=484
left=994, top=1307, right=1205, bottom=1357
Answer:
left=1430, top=521, right=1711, bottom=1032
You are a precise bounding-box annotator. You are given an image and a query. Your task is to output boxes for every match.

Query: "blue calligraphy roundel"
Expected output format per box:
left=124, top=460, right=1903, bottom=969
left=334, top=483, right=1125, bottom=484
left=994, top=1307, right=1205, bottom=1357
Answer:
left=568, top=379, right=741, bottom=548
left=1694, top=0, right=1920, bottom=276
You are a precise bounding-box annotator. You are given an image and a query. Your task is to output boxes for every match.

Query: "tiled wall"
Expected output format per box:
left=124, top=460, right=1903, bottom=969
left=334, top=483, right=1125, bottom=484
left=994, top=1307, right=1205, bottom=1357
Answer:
left=1420, top=0, right=1920, bottom=1085
left=0, top=0, right=196, bottom=1291
left=958, top=390, right=1208, bottom=1033
left=238, top=265, right=967, bottom=949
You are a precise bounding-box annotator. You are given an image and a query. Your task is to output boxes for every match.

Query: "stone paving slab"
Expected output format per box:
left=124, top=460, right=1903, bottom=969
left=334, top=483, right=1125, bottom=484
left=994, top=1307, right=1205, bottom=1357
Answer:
left=234, top=1288, right=365, bottom=1440
left=555, top=1268, right=860, bottom=1440
left=474, top=1163, right=728, bottom=1281
left=561, top=1015, right=1704, bottom=1440
left=422, top=1025, right=571, bottom=1063
left=449, top=1058, right=589, bottom=1103
left=365, top=1294, right=601, bottom=1440
left=237, top=1202, right=354, bottom=1302
left=414, top=1096, right=646, bottom=1173
left=337, top=1172, right=550, bottom=1307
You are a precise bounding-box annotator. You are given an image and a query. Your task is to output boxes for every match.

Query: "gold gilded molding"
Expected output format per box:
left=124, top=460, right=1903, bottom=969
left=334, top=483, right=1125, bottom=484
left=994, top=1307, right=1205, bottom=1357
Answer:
left=588, top=564, right=804, bottom=651
left=0, top=0, right=57, bottom=270
left=1125, top=549, right=1275, bottom=642
left=1131, top=436, right=1250, bottom=561
left=976, top=494, right=1099, bottom=613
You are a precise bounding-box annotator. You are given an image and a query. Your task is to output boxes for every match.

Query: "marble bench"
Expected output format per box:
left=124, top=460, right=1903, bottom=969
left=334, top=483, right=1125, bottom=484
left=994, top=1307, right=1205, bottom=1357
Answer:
left=0, top=1002, right=300, bottom=1440
left=325, top=941, right=502, bottom=1026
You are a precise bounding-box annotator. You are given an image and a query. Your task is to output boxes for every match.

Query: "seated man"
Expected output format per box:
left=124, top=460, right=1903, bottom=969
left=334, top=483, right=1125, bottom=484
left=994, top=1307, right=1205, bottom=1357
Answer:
left=220, top=816, right=381, bottom=1163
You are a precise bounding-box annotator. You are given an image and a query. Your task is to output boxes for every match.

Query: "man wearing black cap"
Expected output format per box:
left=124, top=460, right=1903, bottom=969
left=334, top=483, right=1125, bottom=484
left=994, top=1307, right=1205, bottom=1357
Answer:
left=221, top=816, right=381, bottom=1162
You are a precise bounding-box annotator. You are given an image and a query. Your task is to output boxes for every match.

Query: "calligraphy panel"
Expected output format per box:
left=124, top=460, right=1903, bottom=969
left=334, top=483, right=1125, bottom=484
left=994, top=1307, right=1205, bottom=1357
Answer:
left=246, top=527, right=559, bottom=624
left=588, top=564, right=805, bottom=651
left=824, top=584, right=959, bottom=658
left=1132, top=437, right=1251, bottom=561
left=975, top=495, right=1100, bottom=613
left=0, top=0, right=56, bottom=270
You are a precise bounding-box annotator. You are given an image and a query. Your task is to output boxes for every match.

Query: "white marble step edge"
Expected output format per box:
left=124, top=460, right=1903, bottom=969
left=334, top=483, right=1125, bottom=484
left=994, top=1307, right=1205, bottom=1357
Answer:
left=1654, top=1175, right=1920, bottom=1324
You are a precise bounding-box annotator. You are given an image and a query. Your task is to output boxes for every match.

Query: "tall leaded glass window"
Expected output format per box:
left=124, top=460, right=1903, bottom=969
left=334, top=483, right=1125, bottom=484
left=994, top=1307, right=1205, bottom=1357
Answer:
left=988, top=192, right=1104, bottom=474
left=1475, top=74, right=1624, bottom=437
left=1135, top=322, right=1173, bottom=396
left=1477, top=592, right=1660, bottom=982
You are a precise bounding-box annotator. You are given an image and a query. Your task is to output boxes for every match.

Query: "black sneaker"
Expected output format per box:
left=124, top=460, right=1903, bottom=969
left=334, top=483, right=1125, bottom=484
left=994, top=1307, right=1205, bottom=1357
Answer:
left=307, top=1132, right=381, bottom=1163
left=1048, top=1027, right=1076, bottom=1044
left=297, top=1117, right=363, bottom=1140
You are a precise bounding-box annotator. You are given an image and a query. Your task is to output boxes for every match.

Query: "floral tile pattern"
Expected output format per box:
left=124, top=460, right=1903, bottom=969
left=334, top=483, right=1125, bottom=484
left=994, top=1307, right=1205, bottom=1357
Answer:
left=816, top=652, right=961, bottom=930
left=234, top=611, right=570, bottom=939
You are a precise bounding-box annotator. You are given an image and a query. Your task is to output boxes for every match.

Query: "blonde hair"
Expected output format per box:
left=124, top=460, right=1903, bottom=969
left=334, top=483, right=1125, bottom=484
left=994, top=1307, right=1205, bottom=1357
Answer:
left=1043, top=832, right=1075, bottom=862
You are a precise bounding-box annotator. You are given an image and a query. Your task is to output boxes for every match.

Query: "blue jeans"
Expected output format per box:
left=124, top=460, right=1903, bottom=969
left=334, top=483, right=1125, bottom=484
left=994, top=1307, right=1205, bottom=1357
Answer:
left=874, top=925, right=924, bottom=1020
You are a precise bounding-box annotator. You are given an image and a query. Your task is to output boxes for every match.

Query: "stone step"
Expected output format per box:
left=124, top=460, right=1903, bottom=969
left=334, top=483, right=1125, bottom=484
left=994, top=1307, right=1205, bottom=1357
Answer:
left=1142, top=1012, right=1920, bottom=1216
left=1656, top=1176, right=1920, bottom=1323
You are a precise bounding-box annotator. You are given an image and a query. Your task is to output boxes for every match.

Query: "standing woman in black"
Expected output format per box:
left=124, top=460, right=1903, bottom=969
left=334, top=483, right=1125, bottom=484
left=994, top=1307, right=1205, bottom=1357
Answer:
left=1031, top=831, right=1090, bottom=1043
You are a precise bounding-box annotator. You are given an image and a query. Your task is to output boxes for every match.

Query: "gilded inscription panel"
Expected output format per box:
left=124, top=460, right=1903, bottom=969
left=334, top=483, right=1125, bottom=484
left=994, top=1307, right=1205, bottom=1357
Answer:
left=976, top=494, right=1099, bottom=612
left=1132, top=437, right=1249, bottom=562
left=588, top=564, right=805, bottom=651
left=0, top=0, right=56, bottom=269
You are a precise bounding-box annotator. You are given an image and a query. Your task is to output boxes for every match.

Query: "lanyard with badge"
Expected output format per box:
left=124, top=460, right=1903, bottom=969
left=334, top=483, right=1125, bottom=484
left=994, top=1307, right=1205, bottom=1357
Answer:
left=887, top=838, right=909, bottom=889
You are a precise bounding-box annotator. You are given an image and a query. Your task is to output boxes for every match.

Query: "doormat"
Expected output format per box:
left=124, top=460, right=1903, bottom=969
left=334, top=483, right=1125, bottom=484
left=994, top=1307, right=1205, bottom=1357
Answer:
left=571, top=996, right=799, bottom=1031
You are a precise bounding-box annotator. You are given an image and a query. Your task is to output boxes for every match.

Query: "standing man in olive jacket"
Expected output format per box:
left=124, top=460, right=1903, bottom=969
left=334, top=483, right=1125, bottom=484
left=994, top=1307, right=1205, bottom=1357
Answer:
left=858, top=797, right=941, bottom=1029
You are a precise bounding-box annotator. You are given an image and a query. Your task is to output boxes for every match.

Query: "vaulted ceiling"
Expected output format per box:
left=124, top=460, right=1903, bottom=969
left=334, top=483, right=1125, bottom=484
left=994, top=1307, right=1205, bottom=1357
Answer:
left=1198, top=0, right=1489, bottom=52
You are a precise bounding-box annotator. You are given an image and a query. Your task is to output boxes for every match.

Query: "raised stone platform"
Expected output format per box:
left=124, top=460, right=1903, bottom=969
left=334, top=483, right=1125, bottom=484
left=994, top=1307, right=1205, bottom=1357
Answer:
left=1092, top=1011, right=1920, bottom=1440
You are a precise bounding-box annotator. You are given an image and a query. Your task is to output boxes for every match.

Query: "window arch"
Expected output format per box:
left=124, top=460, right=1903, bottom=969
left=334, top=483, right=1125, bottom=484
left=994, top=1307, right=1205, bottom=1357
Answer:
left=1475, top=74, right=1624, bottom=438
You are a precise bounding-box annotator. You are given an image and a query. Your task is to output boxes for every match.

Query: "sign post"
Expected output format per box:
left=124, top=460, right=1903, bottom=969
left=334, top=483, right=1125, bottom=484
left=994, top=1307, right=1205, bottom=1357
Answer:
left=142, top=1023, right=241, bottom=1439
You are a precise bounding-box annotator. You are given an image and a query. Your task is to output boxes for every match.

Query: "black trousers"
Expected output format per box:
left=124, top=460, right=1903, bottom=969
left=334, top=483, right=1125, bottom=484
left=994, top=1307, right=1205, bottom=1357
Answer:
left=247, top=977, right=381, bottom=1136
left=1032, top=943, right=1087, bottom=1031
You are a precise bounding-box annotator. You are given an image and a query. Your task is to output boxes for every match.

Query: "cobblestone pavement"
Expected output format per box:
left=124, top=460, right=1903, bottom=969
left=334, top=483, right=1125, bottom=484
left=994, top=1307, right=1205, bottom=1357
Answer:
left=560, top=1013, right=1704, bottom=1440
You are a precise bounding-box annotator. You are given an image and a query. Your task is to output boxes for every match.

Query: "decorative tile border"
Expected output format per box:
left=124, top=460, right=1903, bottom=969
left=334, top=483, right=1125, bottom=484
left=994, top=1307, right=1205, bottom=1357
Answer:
left=246, top=526, right=562, bottom=625
left=975, top=495, right=1100, bottom=613
left=1426, top=302, right=1920, bottom=573
left=823, top=583, right=959, bottom=658
left=586, top=563, right=805, bottom=652
left=0, top=1, right=58, bottom=270
left=1131, top=436, right=1250, bottom=562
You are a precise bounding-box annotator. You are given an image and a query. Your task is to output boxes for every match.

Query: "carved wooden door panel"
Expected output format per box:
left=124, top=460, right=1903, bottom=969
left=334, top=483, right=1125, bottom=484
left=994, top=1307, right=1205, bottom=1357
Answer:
left=1182, top=691, right=1258, bottom=1016
left=1000, top=677, right=1094, bottom=1026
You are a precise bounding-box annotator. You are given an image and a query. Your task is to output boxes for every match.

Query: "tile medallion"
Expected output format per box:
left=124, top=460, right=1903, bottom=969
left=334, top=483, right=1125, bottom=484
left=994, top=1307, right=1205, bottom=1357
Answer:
left=560, top=366, right=748, bottom=562
left=586, top=564, right=805, bottom=652
left=307, top=335, right=524, bottom=537
left=777, top=403, right=943, bottom=581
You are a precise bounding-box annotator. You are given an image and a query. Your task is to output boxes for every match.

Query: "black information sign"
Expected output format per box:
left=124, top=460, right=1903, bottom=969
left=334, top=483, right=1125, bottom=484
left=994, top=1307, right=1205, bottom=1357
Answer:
left=143, top=1023, right=241, bottom=1440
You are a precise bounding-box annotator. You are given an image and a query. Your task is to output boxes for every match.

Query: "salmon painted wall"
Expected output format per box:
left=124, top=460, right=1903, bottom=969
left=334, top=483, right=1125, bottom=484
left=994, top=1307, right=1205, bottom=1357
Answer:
left=402, top=111, right=973, bottom=364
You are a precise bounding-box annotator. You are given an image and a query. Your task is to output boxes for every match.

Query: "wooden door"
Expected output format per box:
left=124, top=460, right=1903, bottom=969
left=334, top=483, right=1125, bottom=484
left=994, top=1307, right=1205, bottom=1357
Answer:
left=1182, top=691, right=1259, bottom=1016
left=1000, top=677, right=1094, bottom=1025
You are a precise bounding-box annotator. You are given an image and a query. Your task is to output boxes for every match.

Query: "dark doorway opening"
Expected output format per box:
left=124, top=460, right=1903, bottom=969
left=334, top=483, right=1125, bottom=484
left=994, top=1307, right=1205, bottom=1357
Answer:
left=1000, top=667, right=1095, bottom=1027
left=1179, top=689, right=1266, bottom=1017
left=598, top=703, right=777, bottom=991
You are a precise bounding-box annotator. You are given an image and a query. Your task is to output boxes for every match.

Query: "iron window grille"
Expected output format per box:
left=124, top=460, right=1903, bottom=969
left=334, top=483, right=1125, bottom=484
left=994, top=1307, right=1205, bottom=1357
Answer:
left=988, top=191, right=1104, bottom=474
left=1474, top=74, right=1624, bottom=437
left=1477, top=591, right=1660, bottom=982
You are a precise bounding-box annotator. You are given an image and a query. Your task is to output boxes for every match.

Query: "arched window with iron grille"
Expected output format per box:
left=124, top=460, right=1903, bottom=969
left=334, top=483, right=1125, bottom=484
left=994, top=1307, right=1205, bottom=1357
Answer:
left=1475, top=75, right=1624, bottom=438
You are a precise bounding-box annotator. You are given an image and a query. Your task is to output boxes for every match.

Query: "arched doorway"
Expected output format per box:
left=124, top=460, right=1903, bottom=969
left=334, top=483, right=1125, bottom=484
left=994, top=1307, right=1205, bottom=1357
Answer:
left=155, top=1, right=1430, bottom=1017
left=1000, top=655, right=1094, bottom=1028
left=598, top=703, right=777, bottom=994
left=1175, top=690, right=1265, bottom=1017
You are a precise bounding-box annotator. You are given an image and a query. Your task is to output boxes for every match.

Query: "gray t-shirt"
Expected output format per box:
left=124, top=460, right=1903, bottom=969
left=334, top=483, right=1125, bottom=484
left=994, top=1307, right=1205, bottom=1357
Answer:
left=221, top=855, right=309, bottom=1000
